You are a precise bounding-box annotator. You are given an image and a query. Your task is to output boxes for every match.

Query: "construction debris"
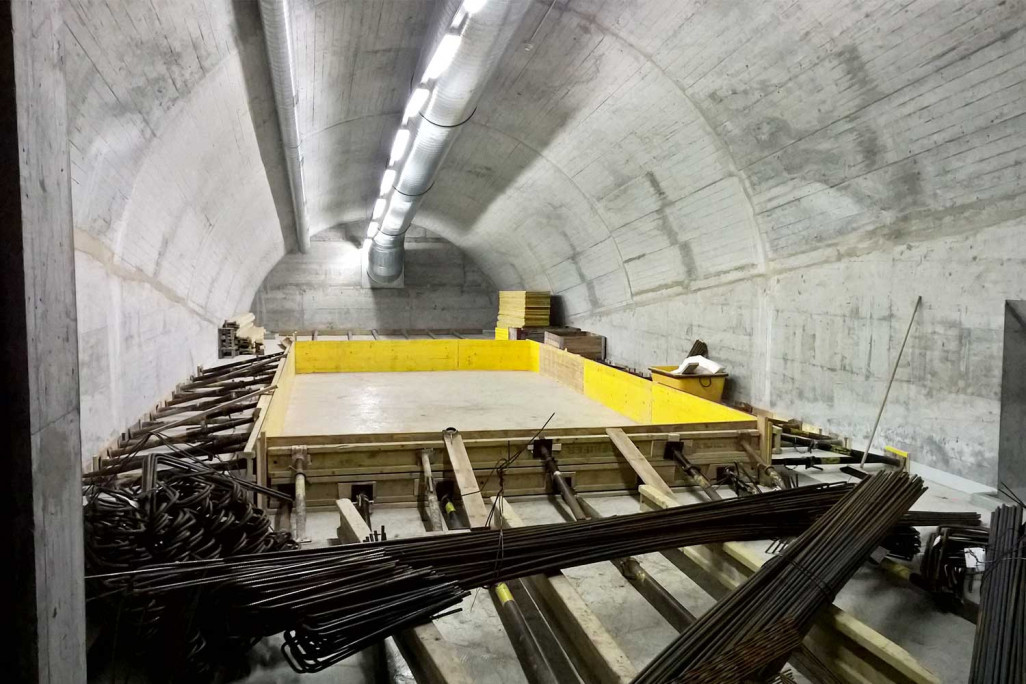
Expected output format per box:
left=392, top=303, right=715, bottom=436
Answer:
left=219, top=311, right=267, bottom=358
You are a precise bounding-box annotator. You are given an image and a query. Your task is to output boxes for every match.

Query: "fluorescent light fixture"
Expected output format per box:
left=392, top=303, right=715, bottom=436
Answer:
left=423, top=33, right=461, bottom=81
left=372, top=198, right=386, bottom=219
left=403, top=87, right=430, bottom=122
left=463, top=0, right=487, bottom=14
left=382, top=211, right=403, bottom=232
left=379, top=169, right=397, bottom=195
left=389, top=128, right=411, bottom=163
left=367, top=221, right=380, bottom=238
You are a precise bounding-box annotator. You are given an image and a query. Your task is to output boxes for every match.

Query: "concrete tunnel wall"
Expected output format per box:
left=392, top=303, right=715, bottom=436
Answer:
left=68, top=1, right=297, bottom=458
left=68, top=0, right=1026, bottom=487
left=252, top=224, right=497, bottom=332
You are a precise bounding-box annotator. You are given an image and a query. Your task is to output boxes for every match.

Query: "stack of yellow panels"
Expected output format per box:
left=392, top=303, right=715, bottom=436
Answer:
left=497, top=291, right=550, bottom=328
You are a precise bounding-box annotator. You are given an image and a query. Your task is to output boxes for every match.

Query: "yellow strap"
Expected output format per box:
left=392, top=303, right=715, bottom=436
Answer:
left=884, top=446, right=909, bottom=458
left=494, top=582, right=514, bottom=604
left=444, top=501, right=456, bottom=514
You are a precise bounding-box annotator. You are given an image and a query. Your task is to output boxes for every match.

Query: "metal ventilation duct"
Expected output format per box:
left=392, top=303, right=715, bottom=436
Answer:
left=367, top=0, right=531, bottom=284
left=259, top=0, right=310, bottom=253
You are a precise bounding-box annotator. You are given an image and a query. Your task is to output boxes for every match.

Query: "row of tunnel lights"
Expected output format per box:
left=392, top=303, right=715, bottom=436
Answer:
left=366, top=0, right=488, bottom=242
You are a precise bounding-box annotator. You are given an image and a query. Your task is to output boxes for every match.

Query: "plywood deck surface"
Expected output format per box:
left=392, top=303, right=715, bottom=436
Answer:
left=282, top=370, right=636, bottom=435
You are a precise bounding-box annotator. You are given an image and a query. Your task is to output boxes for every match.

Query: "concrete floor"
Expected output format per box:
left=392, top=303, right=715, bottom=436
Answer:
left=240, top=465, right=992, bottom=684
left=282, top=371, right=636, bottom=435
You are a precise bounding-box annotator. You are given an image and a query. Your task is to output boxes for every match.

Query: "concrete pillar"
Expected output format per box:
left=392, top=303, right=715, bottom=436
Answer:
left=1000, top=301, right=1026, bottom=501
left=0, top=0, right=86, bottom=681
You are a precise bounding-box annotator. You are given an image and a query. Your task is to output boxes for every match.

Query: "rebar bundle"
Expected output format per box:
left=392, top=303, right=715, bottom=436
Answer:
left=632, top=472, right=926, bottom=684
left=914, top=524, right=989, bottom=604
left=885, top=511, right=983, bottom=564
left=880, top=512, right=981, bottom=561
left=89, top=483, right=857, bottom=677
left=85, top=457, right=297, bottom=679
left=100, top=352, right=281, bottom=467
left=970, top=504, right=1025, bottom=683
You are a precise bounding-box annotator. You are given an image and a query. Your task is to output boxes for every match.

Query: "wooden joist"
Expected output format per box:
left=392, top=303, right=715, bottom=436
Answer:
left=335, top=498, right=473, bottom=684
left=629, top=483, right=939, bottom=684
left=489, top=496, right=637, bottom=684
left=606, top=427, right=674, bottom=498
left=445, top=429, right=625, bottom=683
left=441, top=429, right=490, bottom=527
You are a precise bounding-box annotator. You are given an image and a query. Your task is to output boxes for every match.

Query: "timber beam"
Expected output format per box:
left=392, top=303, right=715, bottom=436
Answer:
left=628, top=477, right=939, bottom=683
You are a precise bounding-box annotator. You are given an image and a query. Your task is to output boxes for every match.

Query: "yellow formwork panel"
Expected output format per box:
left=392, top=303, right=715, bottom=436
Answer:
left=294, top=339, right=538, bottom=373
left=651, top=383, right=752, bottom=424
left=494, top=327, right=509, bottom=340
left=457, top=340, right=537, bottom=371
left=582, top=359, right=652, bottom=423
left=295, top=340, right=458, bottom=373
left=292, top=339, right=749, bottom=426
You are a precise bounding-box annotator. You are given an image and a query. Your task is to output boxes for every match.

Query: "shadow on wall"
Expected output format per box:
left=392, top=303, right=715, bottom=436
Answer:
left=232, top=0, right=297, bottom=253
left=252, top=224, right=497, bottom=332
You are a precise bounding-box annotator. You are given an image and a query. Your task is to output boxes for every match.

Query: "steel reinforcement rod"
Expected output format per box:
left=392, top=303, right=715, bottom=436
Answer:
left=444, top=488, right=560, bottom=684
left=537, top=440, right=696, bottom=632
left=632, top=472, right=926, bottom=684
left=88, top=481, right=957, bottom=676
left=969, top=503, right=1025, bottom=683
left=89, top=483, right=857, bottom=673
left=664, top=442, right=722, bottom=501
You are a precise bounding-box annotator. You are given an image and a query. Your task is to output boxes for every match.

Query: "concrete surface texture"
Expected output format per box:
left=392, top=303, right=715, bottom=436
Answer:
left=253, top=224, right=498, bottom=332
left=282, top=370, right=635, bottom=435
left=65, top=0, right=1026, bottom=485
left=68, top=0, right=297, bottom=460
left=238, top=467, right=992, bottom=684
left=3, top=0, right=87, bottom=679
left=999, top=301, right=1026, bottom=501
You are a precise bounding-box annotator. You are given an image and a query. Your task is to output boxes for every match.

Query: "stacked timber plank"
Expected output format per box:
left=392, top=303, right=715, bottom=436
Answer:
left=544, top=330, right=606, bottom=360
left=220, top=311, right=266, bottom=358
left=497, top=291, right=550, bottom=328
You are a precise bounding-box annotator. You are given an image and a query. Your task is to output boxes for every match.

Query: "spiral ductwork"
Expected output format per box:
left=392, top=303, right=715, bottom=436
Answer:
left=367, top=0, right=531, bottom=284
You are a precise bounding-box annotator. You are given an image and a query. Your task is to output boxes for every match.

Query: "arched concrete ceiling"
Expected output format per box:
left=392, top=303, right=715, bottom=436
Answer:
left=413, top=0, right=1026, bottom=317
left=295, top=0, right=1026, bottom=322
left=68, top=0, right=436, bottom=323
left=70, top=0, right=1026, bottom=325
left=68, top=0, right=289, bottom=320
left=69, top=0, right=1026, bottom=479
left=67, top=0, right=433, bottom=454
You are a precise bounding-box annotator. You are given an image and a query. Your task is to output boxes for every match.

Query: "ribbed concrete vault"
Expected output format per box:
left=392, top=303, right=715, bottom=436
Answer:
left=69, top=0, right=1026, bottom=485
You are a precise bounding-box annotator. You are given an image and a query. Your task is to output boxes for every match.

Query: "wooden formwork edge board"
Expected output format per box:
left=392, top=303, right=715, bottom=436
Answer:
left=267, top=423, right=758, bottom=448
left=637, top=485, right=939, bottom=684
left=244, top=351, right=289, bottom=455
left=488, top=496, right=636, bottom=684
left=335, top=498, right=473, bottom=684
left=266, top=429, right=762, bottom=456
